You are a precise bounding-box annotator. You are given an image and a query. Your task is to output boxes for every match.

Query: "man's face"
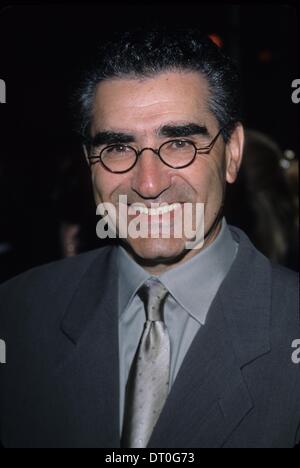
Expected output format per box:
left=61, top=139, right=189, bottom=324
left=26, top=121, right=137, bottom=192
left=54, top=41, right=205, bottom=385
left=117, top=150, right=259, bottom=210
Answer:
left=86, top=70, right=243, bottom=269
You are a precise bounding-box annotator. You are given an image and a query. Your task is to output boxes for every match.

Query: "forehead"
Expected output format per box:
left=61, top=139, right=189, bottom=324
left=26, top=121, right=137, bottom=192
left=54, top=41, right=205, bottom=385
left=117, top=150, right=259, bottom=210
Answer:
left=91, top=70, right=215, bottom=134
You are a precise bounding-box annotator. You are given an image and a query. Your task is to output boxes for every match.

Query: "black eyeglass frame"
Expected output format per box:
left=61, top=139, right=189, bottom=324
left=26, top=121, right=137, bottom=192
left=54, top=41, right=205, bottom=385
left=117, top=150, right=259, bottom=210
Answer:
left=87, top=126, right=226, bottom=174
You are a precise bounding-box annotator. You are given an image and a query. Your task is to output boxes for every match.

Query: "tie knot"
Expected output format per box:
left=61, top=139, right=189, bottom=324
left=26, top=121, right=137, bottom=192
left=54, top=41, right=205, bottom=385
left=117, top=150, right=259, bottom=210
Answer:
left=139, top=278, right=169, bottom=322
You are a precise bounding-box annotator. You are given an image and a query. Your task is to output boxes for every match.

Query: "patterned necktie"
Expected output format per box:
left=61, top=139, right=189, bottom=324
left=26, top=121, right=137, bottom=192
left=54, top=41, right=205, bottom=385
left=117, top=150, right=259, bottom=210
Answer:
left=121, top=278, right=171, bottom=448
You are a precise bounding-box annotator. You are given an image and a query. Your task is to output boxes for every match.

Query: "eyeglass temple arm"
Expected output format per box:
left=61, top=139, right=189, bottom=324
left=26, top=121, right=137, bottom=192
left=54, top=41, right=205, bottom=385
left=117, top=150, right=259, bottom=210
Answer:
left=196, top=126, right=226, bottom=153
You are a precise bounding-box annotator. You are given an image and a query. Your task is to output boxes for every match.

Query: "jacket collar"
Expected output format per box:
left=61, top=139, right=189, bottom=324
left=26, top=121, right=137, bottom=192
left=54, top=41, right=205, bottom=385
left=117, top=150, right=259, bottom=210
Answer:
left=220, top=225, right=271, bottom=366
left=61, top=245, right=119, bottom=344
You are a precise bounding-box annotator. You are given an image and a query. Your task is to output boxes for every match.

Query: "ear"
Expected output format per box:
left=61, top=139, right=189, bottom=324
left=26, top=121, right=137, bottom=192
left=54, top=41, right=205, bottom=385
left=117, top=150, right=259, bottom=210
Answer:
left=225, top=123, right=245, bottom=184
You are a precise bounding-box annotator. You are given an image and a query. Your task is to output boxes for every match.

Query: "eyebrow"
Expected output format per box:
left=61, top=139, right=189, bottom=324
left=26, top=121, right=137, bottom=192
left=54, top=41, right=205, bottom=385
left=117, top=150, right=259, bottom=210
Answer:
left=89, top=122, right=210, bottom=147
left=158, top=123, right=210, bottom=138
left=90, top=131, right=135, bottom=147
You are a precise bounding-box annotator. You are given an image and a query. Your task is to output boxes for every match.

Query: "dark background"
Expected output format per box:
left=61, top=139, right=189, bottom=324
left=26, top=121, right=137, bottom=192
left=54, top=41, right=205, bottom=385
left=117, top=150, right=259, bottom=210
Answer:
left=0, top=3, right=299, bottom=281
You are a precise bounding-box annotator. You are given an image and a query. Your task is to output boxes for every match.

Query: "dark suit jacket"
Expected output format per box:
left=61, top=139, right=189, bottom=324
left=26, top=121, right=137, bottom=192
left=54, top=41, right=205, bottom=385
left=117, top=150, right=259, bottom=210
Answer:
left=0, top=226, right=299, bottom=448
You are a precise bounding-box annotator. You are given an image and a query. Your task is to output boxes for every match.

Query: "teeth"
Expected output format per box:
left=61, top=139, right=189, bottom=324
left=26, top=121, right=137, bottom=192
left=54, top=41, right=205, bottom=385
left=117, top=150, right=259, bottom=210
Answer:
left=129, top=203, right=181, bottom=216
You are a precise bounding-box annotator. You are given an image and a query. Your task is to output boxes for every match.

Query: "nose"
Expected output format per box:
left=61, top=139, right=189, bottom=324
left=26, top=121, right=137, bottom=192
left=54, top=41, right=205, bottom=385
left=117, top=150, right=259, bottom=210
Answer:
left=131, top=148, right=172, bottom=199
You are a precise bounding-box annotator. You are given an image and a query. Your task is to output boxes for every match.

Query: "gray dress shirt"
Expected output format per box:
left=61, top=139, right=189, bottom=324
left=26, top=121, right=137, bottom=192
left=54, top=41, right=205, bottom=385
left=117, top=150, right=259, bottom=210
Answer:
left=118, top=216, right=239, bottom=434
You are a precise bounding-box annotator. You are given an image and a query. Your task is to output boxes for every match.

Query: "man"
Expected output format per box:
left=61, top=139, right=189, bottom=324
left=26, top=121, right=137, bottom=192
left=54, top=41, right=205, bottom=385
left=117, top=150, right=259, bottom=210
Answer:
left=0, top=29, right=299, bottom=448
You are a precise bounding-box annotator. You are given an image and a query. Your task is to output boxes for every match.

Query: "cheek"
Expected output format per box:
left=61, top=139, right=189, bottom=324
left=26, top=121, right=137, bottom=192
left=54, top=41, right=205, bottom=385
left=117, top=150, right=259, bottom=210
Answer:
left=91, top=167, right=121, bottom=203
left=186, top=156, right=225, bottom=199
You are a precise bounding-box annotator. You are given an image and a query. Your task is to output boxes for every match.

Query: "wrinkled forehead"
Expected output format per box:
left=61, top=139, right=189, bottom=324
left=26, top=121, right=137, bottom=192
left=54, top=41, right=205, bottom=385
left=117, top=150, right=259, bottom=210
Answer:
left=90, top=70, right=216, bottom=136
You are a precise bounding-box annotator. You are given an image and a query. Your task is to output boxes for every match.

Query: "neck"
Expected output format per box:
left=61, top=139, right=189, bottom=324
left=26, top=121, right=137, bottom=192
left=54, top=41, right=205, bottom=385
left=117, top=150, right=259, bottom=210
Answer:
left=122, top=219, right=223, bottom=276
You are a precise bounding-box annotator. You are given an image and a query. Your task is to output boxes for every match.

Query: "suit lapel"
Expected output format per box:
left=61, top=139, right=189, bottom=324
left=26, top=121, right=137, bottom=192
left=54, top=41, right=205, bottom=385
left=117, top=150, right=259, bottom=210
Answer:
left=57, top=245, right=120, bottom=447
left=148, top=293, right=254, bottom=448
left=148, top=227, right=272, bottom=448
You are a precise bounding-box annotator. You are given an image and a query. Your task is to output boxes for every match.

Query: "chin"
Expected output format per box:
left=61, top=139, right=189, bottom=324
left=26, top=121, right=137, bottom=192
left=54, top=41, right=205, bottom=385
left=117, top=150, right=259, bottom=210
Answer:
left=126, top=237, right=188, bottom=263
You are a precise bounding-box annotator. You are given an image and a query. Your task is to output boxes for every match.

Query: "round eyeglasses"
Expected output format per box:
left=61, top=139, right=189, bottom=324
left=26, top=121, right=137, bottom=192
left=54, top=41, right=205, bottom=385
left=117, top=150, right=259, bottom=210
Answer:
left=88, top=126, right=225, bottom=174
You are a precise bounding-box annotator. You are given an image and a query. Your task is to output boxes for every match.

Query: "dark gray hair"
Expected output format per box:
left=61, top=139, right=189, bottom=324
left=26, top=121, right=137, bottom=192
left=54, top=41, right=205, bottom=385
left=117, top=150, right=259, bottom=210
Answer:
left=72, top=28, right=242, bottom=143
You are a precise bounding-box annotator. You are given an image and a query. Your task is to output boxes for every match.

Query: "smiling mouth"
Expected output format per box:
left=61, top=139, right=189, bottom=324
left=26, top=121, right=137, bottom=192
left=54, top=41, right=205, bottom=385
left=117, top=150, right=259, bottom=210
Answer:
left=128, top=203, right=182, bottom=216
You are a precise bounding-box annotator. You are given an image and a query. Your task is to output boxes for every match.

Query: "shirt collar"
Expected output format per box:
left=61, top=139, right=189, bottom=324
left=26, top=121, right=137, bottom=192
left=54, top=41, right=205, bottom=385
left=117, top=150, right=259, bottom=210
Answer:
left=118, top=217, right=238, bottom=323
left=159, top=217, right=238, bottom=324
left=118, top=244, right=150, bottom=317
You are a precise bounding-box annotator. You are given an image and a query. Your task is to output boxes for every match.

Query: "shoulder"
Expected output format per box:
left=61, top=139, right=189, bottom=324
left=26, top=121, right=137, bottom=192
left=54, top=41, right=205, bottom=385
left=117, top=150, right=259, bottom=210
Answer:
left=0, top=245, right=114, bottom=318
left=269, top=260, right=298, bottom=310
left=230, top=223, right=298, bottom=291
left=269, top=261, right=299, bottom=330
left=270, top=261, right=298, bottom=288
left=229, top=223, right=298, bottom=324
